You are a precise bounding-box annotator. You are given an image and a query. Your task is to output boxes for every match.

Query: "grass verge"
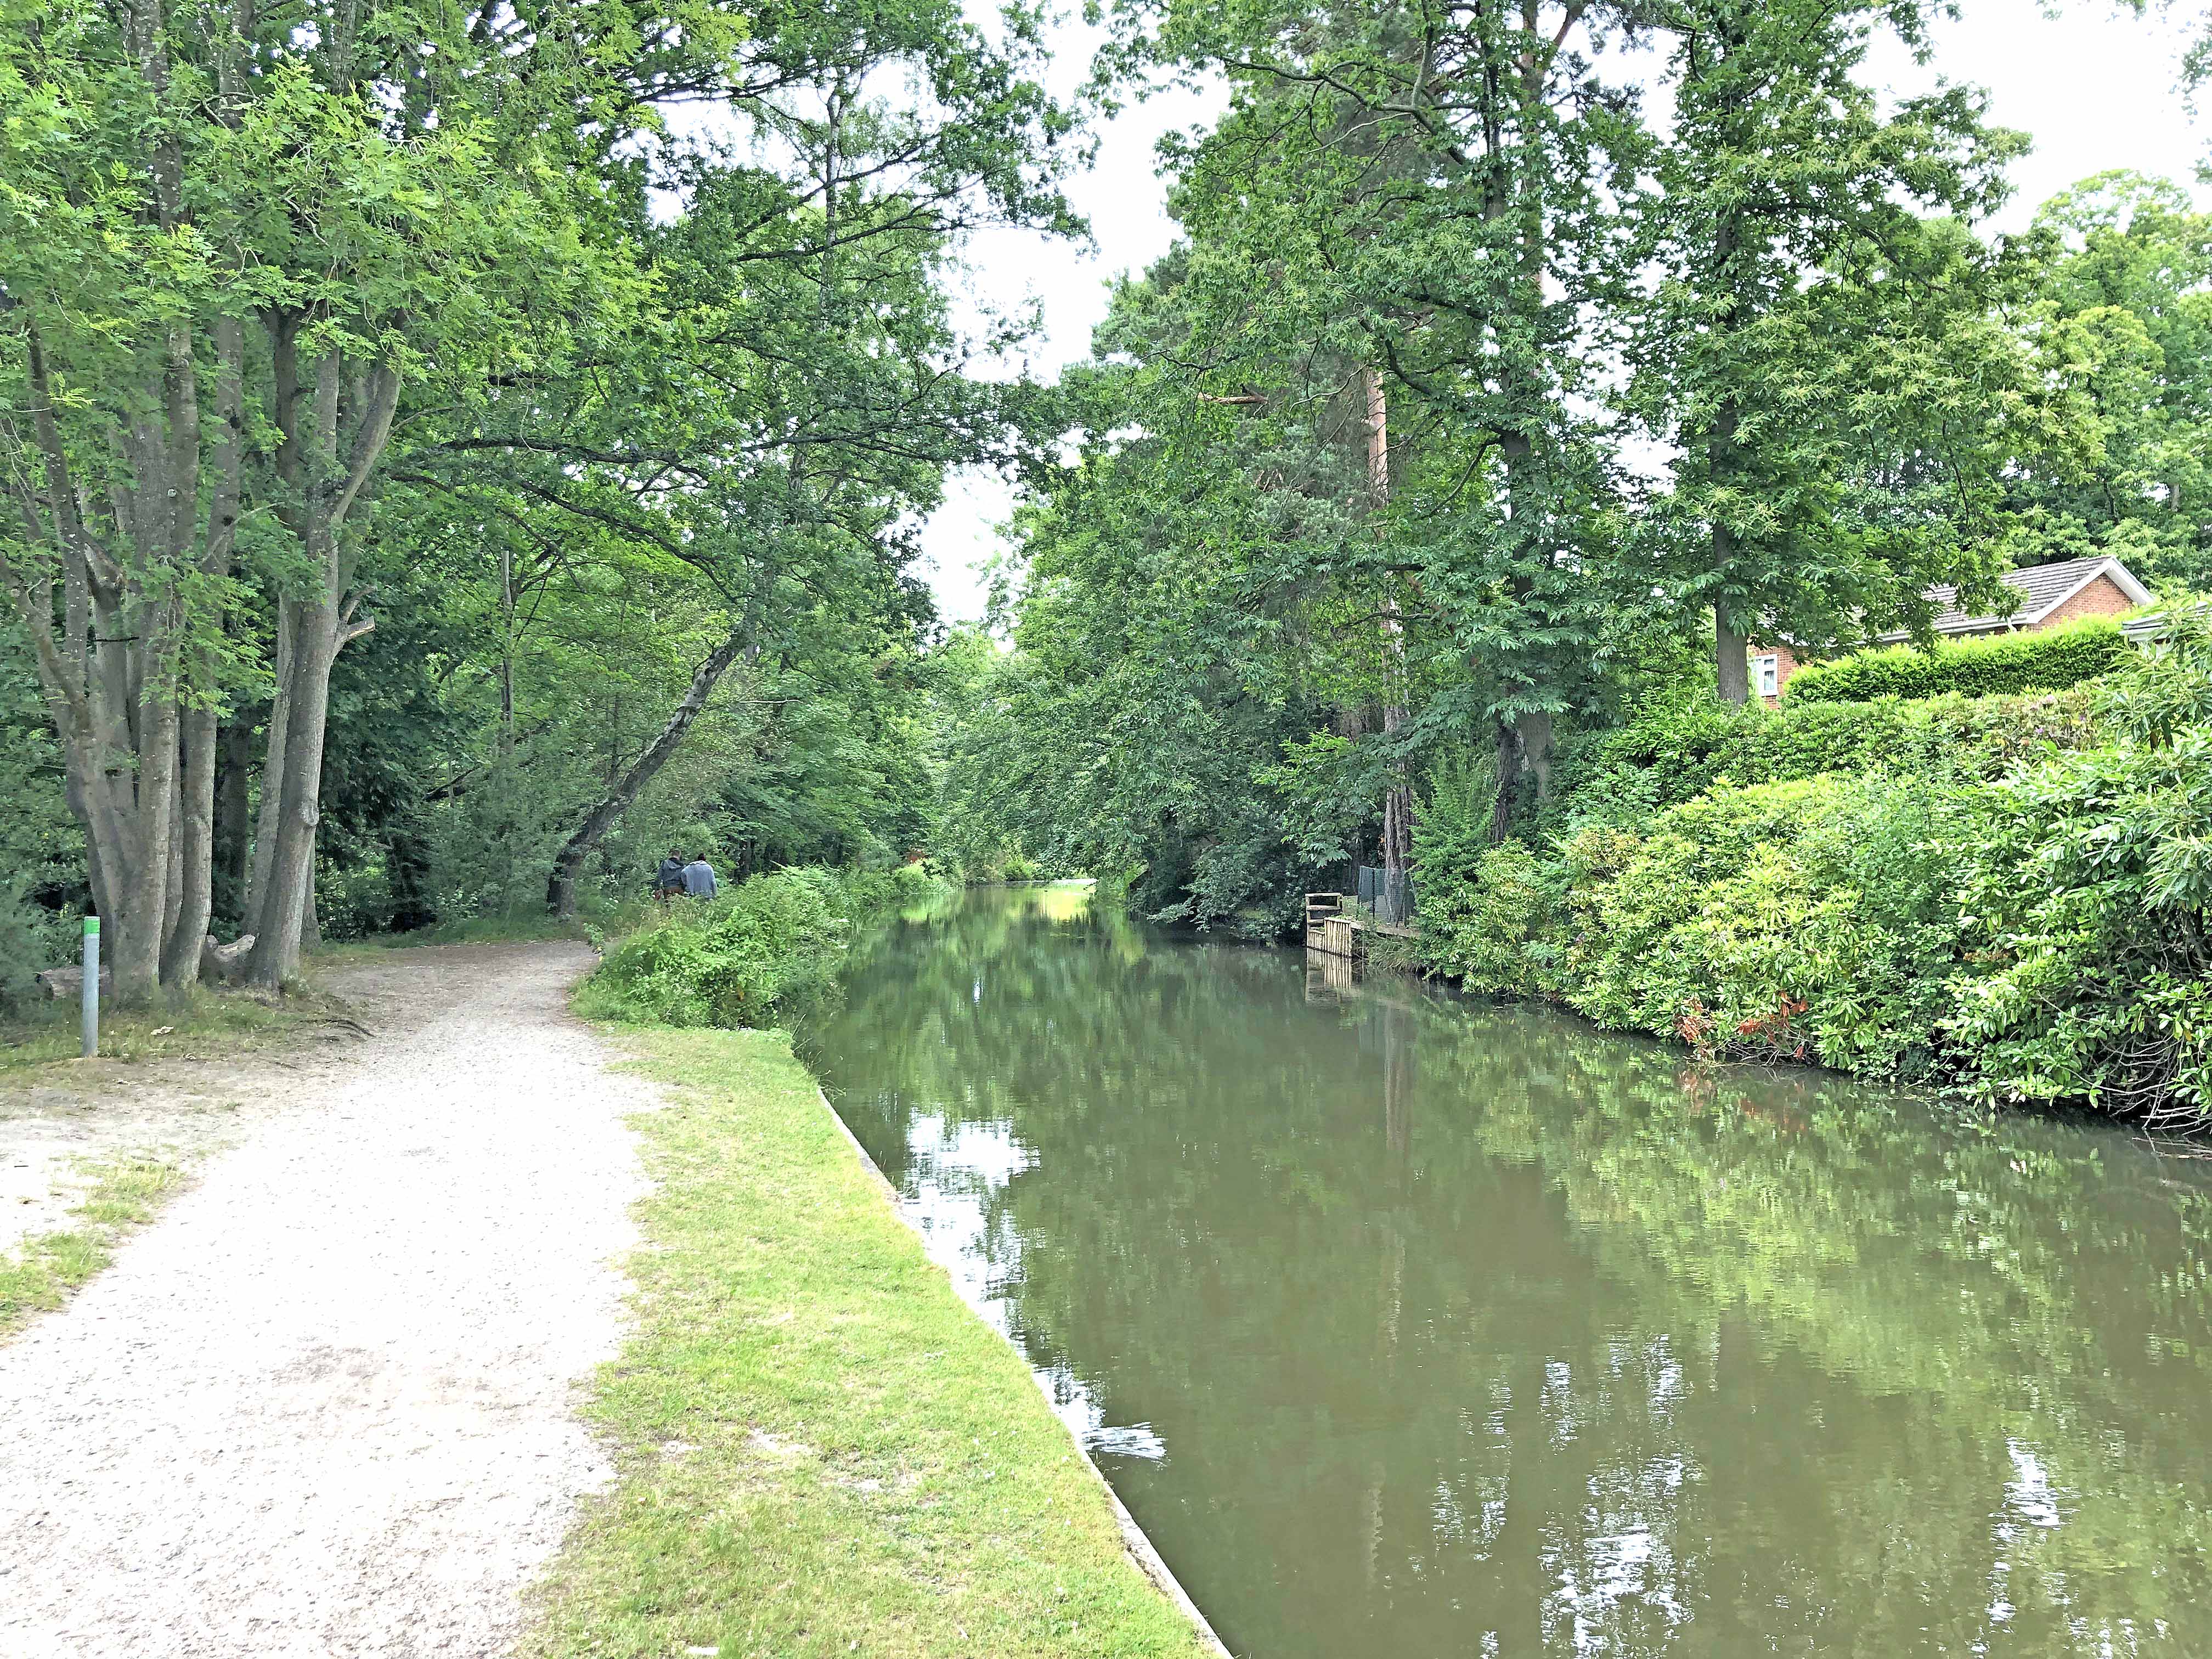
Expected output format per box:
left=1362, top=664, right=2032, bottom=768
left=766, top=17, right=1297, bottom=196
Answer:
left=0, top=1157, right=181, bottom=1338
left=522, top=1023, right=1212, bottom=1659
left=0, top=983, right=343, bottom=1072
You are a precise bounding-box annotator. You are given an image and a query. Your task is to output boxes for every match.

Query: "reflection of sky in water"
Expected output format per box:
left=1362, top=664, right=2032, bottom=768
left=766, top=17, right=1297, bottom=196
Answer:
left=893, top=1110, right=1167, bottom=1464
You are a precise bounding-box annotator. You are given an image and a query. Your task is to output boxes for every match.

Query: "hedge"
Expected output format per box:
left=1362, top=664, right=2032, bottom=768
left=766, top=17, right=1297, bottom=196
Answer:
left=1782, top=617, right=2131, bottom=703
left=1540, top=685, right=2101, bottom=830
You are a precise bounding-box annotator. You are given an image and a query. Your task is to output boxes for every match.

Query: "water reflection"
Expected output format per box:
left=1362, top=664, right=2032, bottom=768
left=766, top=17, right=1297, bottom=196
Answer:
left=797, top=886, right=2212, bottom=1657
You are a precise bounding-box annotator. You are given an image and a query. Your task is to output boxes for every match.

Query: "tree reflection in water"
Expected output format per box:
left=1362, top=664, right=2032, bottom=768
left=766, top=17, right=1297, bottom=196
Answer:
left=796, top=886, right=2212, bottom=1657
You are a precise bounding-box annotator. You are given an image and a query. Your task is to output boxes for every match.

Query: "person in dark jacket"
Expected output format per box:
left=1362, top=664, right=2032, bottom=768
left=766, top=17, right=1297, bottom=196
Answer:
left=654, top=852, right=685, bottom=902
left=681, top=854, right=719, bottom=899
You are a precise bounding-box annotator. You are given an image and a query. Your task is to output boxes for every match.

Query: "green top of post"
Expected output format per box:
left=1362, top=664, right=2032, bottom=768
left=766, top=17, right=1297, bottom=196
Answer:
left=83, top=915, right=98, bottom=934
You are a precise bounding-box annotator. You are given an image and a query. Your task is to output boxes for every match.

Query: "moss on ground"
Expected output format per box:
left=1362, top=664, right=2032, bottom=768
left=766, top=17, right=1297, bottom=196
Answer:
left=0, top=1158, right=181, bottom=1337
left=523, top=1023, right=1211, bottom=1659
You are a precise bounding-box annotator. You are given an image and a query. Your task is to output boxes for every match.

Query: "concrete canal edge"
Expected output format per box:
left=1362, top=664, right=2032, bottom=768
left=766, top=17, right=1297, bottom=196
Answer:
left=814, top=1085, right=1236, bottom=1658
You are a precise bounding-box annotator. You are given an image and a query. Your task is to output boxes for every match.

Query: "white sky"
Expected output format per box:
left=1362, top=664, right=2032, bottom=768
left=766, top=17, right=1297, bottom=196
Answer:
left=915, top=1, right=2210, bottom=623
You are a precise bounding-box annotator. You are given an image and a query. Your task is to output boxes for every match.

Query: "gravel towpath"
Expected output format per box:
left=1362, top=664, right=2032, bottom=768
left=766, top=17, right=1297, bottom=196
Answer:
left=0, top=942, right=653, bottom=1658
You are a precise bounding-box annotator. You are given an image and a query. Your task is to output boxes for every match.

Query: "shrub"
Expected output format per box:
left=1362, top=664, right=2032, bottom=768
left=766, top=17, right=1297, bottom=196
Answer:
left=1560, top=775, right=1974, bottom=1077
left=1418, top=840, right=1559, bottom=997
left=1413, top=630, right=2212, bottom=1120
left=578, top=869, right=854, bottom=1028
left=1783, top=617, right=2130, bottom=703
left=1946, top=630, right=2212, bottom=1126
left=1544, top=686, right=2100, bottom=831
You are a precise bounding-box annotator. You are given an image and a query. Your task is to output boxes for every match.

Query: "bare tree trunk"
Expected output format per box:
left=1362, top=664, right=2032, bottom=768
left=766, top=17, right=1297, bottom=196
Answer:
left=246, top=606, right=295, bottom=929
left=116, top=685, right=181, bottom=1003
left=247, top=599, right=339, bottom=986
left=1365, top=366, right=1416, bottom=924
left=163, top=703, right=222, bottom=986
left=546, top=621, right=758, bottom=917
left=162, top=318, right=247, bottom=983
left=244, top=343, right=396, bottom=988
left=214, top=715, right=253, bottom=927
left=1491, top=719, right=1523, bottom=844
left=1714, top=600, right=1750, bottom=706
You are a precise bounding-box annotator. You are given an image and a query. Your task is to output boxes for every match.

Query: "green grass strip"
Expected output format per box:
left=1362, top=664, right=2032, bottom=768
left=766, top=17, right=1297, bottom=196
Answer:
left=0, top=1158, right=181, bottom=1338
left=523, top=1024, right=1212, bottom=1659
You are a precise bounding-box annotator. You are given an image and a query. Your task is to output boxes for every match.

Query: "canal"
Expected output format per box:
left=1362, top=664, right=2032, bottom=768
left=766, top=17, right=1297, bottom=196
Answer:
left=797, top=884, right=2212, bottom=1656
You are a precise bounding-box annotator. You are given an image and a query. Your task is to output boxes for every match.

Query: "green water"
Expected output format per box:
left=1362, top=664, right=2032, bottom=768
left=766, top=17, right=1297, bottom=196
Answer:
left=798, top=885, right=2212, bottom=1656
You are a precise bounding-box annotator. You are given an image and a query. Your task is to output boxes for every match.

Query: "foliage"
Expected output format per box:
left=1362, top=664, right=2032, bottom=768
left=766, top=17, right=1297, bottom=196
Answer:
left=1948, top=627, right=2212, bottom=1124
left=1629, top=0, right=2071, bottom=693
left=2000, top=174, right=2212, bottom=588
left=1408, top=634, right=2212, bottom=1124
left=1557, top=775, right=1974, bottom=1077
left=1419, top=839, right=1559, bottom=1000
left=578, top=873, right=857, bottom=1030
left=1784, top=617, right=2134, bottom=703
left=577, top=864, right=952, bottom=1030
left=1412, top=750, right=1557, bottom=996
left=1543, top=684, right=2102, bottom=827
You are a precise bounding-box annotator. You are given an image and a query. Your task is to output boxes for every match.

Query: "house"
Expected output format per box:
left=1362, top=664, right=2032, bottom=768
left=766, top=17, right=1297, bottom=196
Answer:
left=1751, top=555, right=2155, bottom=701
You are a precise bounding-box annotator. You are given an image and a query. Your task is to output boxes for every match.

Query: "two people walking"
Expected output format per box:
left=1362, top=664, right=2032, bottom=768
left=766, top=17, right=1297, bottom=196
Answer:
left=654, top=850, right=718, bottom=902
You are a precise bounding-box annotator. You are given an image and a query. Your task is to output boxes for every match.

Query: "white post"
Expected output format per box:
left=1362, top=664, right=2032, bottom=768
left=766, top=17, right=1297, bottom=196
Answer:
left=80, top=915, right=99, bottom=1059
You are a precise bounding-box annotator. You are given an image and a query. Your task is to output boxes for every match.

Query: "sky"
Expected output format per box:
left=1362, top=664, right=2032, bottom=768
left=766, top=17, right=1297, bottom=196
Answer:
left=913, top=2, right=2212, bottom=624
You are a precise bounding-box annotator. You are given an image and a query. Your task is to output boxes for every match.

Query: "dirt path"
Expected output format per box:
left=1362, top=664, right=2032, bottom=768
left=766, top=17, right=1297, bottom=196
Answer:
left=0, top=943, right=653, bottom=1658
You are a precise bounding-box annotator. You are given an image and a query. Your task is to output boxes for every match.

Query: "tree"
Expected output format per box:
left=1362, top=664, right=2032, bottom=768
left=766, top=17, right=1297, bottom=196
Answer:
left=2005, top=172, right=2212, bottom=589
left=1106, top=0, right=1650, bottom=834
left=0, top=0, right=610, bottom=997
left=1632, top=0, right=2072, bottom=702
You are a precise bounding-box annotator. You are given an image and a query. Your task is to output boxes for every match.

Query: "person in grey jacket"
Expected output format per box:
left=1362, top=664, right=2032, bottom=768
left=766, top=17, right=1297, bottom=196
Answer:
left=654, top=851, right=686, bottom=902
left=681, top=854, right=719, bottom=899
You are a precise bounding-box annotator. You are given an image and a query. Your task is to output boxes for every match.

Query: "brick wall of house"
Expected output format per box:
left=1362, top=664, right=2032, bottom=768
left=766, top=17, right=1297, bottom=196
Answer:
left=2038, top=573, right=2135, bottom=628
left=1748, top=641, right=1806, bottom=703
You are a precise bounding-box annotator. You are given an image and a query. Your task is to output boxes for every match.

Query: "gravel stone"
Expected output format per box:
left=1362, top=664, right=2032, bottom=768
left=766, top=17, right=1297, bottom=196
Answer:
left=0, top=943, right=652, bottom=1658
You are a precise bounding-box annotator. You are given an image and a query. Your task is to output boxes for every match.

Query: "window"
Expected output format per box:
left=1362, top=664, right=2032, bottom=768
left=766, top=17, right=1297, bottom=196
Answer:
left=1754, top=654, right=1780, bottom=697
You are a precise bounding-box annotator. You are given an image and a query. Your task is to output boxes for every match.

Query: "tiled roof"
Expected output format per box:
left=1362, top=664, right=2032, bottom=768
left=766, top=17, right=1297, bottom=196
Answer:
left=1914, top=557, right=2153, bottom=636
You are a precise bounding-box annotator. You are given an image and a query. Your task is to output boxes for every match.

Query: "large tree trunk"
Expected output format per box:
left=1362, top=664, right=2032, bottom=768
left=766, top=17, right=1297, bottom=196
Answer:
left=243, top=344, right=397, bottom=988
left=0, top=317, right=219, bottom=1006
left=111, top=686, right=180, bottom=1004
left=1488, top=709, right=1555, bottom=845
left=161, top=318, right=247, bottom=983
left=245, top=606, right=296, bottom=929
left=213, top=715, right=254, bottom=927
left=546, top=620, right=758, bottom=918
left=247, top=601, right=339, bottom=986
left=1365, top=367, right=1416, bottom=924
left=160, top=702, right=218, bottom=985
left=1715, top=605, right=1750, bottom=705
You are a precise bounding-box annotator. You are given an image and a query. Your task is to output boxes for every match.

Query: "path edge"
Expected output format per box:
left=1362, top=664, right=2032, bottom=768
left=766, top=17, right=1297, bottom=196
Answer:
left=812, top=1084, right=1235, bottom=1658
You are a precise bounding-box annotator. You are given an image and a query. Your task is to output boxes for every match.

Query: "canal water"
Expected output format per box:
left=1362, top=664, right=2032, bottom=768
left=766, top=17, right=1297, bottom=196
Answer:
left=797, top=884, right=2212, bottom=1656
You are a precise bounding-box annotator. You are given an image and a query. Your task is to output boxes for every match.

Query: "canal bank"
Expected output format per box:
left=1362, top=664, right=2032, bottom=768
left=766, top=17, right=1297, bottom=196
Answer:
left=523, top=1019, right=1221, bottom=1658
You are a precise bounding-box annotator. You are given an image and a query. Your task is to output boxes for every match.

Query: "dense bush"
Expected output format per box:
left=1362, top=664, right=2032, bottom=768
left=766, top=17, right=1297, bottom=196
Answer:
left=1418, top=628, right=2212, bottom=1125
left=1557, top=776, right=1974, bottom=1077
left=1782, top=617, right=2131, bottom=703
left=578, top=870, right=857, bottom=1028
left=1417, top=753, right=1561, bottom=997
left=1426, top=771, right=1981, bottom=1082
left=1948, top=634, right=2212, bottom=1124
left=1543, top=685, right=2100, bottom=828
left=577, top=863, right=954, bottom=1028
